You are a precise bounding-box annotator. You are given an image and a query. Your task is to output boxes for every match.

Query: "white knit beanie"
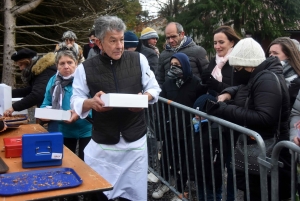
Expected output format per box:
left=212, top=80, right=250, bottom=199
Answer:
left=229, top=38, right=266, bottom=67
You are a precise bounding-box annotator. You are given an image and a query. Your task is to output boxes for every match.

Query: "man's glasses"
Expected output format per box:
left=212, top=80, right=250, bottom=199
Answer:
left=165, top=33, right=181, bottom=41
left=65, top=38, right=74, bottom=42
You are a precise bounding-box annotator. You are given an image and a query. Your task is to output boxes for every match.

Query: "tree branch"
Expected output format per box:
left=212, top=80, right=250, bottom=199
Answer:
left=15, top=44, right=57, bottom=47
left=16, top=18, right=74, bottom=29
left=12, top=0, right=44, bottom=16
left=17, top=29, right=60, bottom=43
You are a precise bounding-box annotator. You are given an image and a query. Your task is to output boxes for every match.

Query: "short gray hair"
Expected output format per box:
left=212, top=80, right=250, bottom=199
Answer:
left=62, top=31, right=77, bottom=40
left=94, top=16, right=126, bottom=41
left=55, top=50, right=77, bottom=64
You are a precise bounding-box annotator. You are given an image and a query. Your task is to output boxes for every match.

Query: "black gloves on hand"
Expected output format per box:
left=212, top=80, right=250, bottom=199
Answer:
left=200, top=69, right=211, bottom=84
left=201, top=69, right=220, bottom=90
left=206, top=76, right=220, bottom=90
left=206, top=99, right=227, bottom=116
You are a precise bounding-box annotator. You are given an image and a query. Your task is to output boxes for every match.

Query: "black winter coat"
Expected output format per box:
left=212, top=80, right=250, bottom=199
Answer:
left=12, top=52, right=57, bottom=111
left=206, top=58, right=238, bottom=93
left=211, top=56, right=290, bottom=141
left=136, top=43, right=158, bottom=73
left=159, top=76, right=206, bottom=139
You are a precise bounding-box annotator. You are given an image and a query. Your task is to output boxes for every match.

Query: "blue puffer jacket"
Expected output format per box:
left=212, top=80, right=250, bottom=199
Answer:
left=40, top=74, right=92, bottom=138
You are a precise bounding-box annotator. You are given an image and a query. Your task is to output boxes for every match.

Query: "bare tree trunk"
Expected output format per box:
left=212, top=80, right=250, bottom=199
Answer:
left=169, top=0, right=173, bottom=17
left=2, top=0, right=16, bottom=86
left=2, top=0, right=44, bottom=87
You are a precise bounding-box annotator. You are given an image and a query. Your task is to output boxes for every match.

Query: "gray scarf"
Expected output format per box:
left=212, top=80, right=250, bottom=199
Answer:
left=282, top=60, right=297, bottom=79
left=50, top=73, right=73, bottom=109
left=171, top=36, right=187, bottom=52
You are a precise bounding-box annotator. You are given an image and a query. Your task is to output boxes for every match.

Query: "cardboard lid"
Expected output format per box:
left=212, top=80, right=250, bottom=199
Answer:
left=3, top=137, right=22, bottom=147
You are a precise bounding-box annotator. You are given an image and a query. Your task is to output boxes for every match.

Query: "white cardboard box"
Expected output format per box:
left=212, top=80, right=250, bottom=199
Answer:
left=34, top=108, right=71, bottom=121
left=101, top=93, right=148, bottom=108
left=0, top=84, right=12, bottom=115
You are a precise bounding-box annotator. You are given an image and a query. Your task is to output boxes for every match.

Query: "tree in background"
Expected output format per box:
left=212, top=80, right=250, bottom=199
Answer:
left=157, top=0, right=300, bottom=54
left=0, top=0, right=142, bottom=86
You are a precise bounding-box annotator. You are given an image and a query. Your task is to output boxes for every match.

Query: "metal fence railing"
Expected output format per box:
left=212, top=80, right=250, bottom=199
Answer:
left=271, top=141, right=300, bottom=201
left=146, top=97, right=272, bottom=201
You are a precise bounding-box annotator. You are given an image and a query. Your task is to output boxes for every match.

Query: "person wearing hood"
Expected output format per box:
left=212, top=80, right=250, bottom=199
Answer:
left=206, top=38, right=292, bottom=200
left=40, top=47, right=92, bottom=161
left=3, top=49, right=57, bottom=117
left=152, top=52, right=206, bottom=200
left=266, top=37, right=300, bottom=106
left=155, top=22, right=209, bottom=87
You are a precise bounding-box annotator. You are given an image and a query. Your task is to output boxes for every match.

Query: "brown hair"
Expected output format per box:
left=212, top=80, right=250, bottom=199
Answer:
left=266, top=37, right=300, bottom=76
left=15, top=58, right=31, bottom=66
left=213, top=26, right=241, bottom=47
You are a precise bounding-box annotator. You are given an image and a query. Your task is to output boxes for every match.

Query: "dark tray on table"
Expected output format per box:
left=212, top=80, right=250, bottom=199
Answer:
left=0, top=167, right=82, bottom=196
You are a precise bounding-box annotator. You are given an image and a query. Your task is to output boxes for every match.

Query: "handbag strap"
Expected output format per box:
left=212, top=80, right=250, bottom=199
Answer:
left=243, top=70, right=282, bottom=139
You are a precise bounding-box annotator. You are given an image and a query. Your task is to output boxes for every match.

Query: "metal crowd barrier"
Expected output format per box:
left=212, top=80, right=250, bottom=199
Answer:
left=271, top=141, right=300, bottom=201
left=146, top=96, right=271, bottom=201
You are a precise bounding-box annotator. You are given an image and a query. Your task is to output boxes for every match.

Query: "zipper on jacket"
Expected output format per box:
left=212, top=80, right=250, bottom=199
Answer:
left=110, top=60, right=119, bottom=92
left=110, top=59, right=121, bottom=134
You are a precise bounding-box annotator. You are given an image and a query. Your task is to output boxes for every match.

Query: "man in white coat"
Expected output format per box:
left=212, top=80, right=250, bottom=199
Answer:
left=70, top=15, right=161, bottom=201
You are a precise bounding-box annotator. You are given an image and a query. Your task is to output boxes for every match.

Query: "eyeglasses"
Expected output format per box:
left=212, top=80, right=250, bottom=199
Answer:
left=150, top=38, right=158, bottom=41
left=65, top=38, right=74, bottom=42
left=165, top=33, right=181, bottom=41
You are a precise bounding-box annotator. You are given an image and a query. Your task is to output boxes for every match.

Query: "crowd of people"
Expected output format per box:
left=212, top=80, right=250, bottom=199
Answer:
left=2, top=14, right=300, bottom=201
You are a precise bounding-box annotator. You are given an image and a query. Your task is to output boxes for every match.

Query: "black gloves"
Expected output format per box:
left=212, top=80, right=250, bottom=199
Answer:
left=206, top=76, right=220, bottom=90
left=200, top=69, right=211, bottom=84
left=206, top=99, right=227, bottom=116
left=201, top=69, right=220, bottom=91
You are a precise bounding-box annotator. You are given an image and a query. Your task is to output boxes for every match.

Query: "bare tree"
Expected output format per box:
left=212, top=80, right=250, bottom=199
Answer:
left=1, top=0, right=142, bottom=87
left=3, top=0, right=43, bottom=86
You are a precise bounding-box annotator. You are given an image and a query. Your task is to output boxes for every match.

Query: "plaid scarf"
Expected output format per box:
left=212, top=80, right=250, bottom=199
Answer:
left=50, top=73, right=74, bottom=109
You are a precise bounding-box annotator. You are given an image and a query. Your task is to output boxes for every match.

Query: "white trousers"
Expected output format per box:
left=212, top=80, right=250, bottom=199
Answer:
left=84, top=135, right=148, bottom=201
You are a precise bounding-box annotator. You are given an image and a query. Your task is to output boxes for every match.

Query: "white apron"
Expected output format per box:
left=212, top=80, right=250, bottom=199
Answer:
left=84, top=135, right=148, bottom=201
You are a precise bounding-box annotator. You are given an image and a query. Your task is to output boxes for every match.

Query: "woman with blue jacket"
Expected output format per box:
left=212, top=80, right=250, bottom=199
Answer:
left=40, top=47, right=92, bottom=160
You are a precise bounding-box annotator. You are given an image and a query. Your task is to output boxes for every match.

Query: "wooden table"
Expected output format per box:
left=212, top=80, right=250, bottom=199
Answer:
left=0, top=124, right=113, bottom=201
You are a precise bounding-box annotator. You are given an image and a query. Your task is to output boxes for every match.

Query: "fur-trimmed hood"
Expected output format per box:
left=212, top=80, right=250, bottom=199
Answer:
left=32, top=52, right=56, bottom=75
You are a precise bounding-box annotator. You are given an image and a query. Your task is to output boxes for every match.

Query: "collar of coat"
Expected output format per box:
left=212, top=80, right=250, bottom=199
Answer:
left=31, top=52, right=56, bottom=76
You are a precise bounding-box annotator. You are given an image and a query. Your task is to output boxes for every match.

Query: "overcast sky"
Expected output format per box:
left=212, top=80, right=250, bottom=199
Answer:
left=139, top=0, right=167, bottom=17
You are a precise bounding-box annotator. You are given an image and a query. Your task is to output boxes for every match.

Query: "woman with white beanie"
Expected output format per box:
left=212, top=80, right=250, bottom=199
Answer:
left=266, top=37, right=300, bottom=106
left=205, top=38, right=293, bottom=200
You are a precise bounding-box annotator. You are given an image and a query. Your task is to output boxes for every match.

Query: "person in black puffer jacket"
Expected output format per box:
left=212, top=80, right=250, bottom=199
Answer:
left=3, top=49, right=57, bottom=117
left=206, top=38, right=293, bottom=201
left=200, top=25, right=241, bottom=201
